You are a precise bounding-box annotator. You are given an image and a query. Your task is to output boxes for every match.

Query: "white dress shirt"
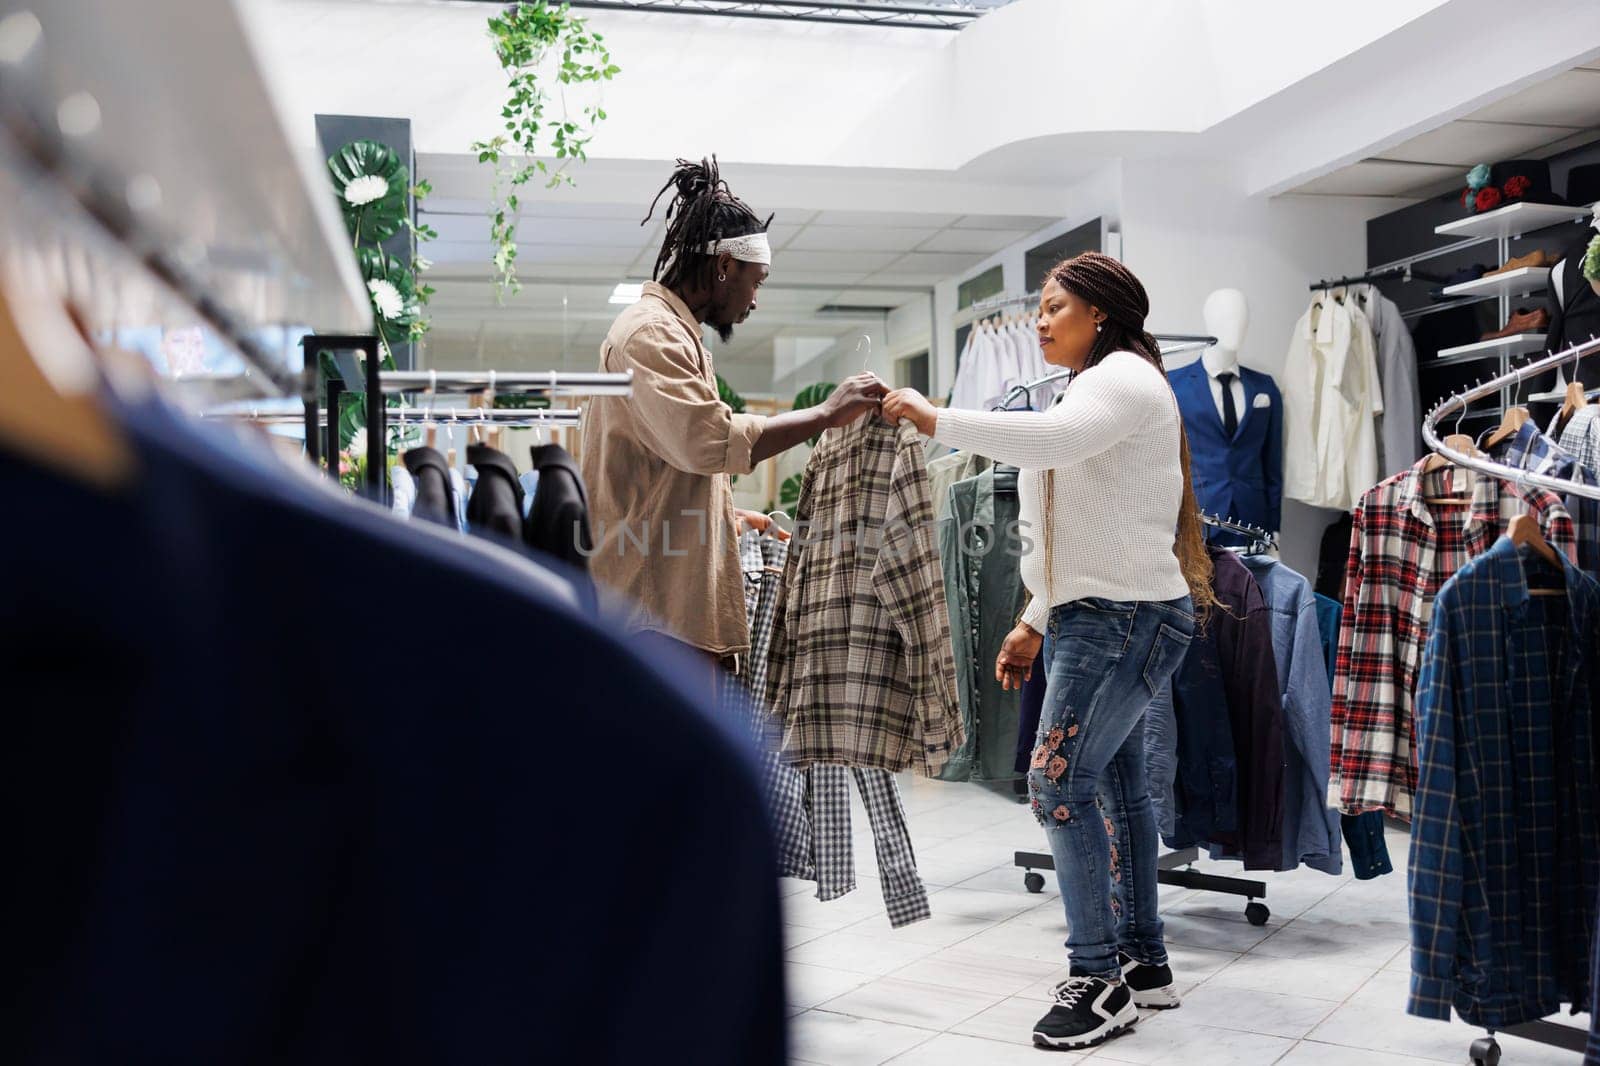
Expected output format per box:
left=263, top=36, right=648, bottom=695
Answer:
left=1282, top=296, right=1384, bottom=510
left=1205, top=359, right=1248, bottom=428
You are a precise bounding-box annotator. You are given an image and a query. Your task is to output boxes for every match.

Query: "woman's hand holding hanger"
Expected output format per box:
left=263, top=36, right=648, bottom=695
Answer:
left=881, top=388, right=938, bottom=436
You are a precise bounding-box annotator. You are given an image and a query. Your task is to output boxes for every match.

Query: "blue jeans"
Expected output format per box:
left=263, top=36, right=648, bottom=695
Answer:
left=1027, top=596, right=1196, bottom=979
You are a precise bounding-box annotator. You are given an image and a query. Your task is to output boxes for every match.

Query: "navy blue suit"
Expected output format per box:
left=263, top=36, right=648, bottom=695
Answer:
left=1169, top=360, right=1283, bottom=536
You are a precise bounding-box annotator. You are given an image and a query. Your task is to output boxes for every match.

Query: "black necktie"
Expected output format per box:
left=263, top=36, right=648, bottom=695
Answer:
left=1218, top=372, right=1238, bottom=437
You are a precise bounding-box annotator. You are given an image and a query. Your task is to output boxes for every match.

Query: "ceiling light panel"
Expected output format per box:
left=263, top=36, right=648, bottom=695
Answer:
left=917, top=229, right=1030, bottom=254
left=1381, top=119, right=1583, bottom=167
left=785, top=226, right=938, bottom=252
left=1295, top=160, right=1464, bottom=197
left=1469, top=70, right=1600, bottom=128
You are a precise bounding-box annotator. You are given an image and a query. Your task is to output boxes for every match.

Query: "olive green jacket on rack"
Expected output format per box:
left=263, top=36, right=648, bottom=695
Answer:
left=936, top=467, right=1028, bottom=783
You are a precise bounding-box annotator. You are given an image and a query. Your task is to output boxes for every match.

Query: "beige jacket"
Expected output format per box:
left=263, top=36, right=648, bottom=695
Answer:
left=580, top=282, right=766, bottom=654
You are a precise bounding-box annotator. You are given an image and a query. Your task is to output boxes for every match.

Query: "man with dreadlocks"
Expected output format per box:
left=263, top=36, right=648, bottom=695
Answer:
left=885, top=252, right=1214, bottom=1052
left=580, top=157, right=886, bottom=670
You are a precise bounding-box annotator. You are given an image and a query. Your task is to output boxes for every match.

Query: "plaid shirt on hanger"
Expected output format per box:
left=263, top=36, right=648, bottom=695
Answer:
left=1408, top=538, right=1599, bottom=1028
left=765, top=418, right=963, bottom=776
left=1330, top=458, right=1575, bottom=818
left=735, top=530, right=931, bottom=927
left=1487, top=421, right=1600, bottom=576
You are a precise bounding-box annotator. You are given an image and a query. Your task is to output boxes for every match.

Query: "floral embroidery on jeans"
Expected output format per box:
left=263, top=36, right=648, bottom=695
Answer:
left=1052, top=805, right=1071, bottom=822
left=1045, top=756, right=1067, bottom=781
left=1030, top=745, right=1051, bottom=770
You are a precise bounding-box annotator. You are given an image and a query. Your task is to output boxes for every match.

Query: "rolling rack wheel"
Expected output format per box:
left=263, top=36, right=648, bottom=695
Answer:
left=1023, top=871, right=1046, bottom=894
left=1468, top=1035, right=1501, bottom=1066
left=1244, top=901, right=1270, bottom=926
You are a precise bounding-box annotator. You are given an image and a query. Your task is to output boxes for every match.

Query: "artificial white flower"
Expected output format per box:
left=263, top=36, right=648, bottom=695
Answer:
left=347, top=428, right=368, bottom=456
left=344, top=175, right=389, bottom=206
left=368, top=278, right=404, bottom=320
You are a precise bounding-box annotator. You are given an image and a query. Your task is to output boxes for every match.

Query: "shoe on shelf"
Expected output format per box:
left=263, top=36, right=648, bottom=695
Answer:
left=1485, top=249, right=1558, bottom=277
left=1119, top=950, right=1181, bottom=1009
left=1479, top=306, right=1550, bottom=342
left=1031, top=974, right=1139, bottom=1050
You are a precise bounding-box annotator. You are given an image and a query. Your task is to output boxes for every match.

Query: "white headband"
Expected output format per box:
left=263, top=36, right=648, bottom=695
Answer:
left=703, top=232, right=772, bottom=266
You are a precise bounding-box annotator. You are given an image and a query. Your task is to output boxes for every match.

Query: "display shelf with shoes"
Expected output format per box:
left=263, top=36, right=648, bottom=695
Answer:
left=1435, top=200, right=1595, bottom=241
left=1441, top=265, right=1551, bottom=299
left=1478, top=306, right=1550, bottom=342
left=1482, top=248, right=1560, bottom=277
left=1433, top=333, right=1549, bottom=366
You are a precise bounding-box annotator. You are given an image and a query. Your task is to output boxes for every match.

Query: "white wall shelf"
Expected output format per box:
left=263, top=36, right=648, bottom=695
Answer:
left=1441, top=266, right=1550, bottom=299
left=1432, top=334, right=1547, bottom=367
left=1435, top=201, right=1594, bottom=241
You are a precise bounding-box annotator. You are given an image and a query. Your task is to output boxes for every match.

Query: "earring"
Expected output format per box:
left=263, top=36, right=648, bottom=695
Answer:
left=718, top=273, right=727, bottom=283
left=1096, top=323, right=1103, bottom=333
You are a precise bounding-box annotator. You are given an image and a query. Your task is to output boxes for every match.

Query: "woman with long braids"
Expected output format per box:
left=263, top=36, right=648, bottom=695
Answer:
left=883, top=252, right=1217, bottom=1051
left=582, top=157, right=885, bottom=678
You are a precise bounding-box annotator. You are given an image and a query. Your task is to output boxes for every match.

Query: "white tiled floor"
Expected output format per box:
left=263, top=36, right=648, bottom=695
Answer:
left=783, top=775, right=1590, bottom=1065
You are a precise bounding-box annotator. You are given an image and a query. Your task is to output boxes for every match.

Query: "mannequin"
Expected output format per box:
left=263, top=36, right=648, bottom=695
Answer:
left=1168, top=288, right=1283, bottom=540
left=1201, top=289, right=1249, bottom=429
left=1202, top=288, right=1247, bottom=377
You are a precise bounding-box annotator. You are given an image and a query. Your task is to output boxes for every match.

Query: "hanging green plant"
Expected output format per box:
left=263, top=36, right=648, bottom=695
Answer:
left=470, top=1, right=619, bottom=300
left=328, top=140, right=409, bottom=247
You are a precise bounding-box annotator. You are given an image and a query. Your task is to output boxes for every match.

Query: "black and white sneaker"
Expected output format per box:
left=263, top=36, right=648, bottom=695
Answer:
left=1031, top=975, right=1138, bottom=1050
left=1119, top=950, right=1181, bottom=1009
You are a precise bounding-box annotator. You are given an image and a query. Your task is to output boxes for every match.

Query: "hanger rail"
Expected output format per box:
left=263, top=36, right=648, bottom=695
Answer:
left=1423, top=335, right=1600, bottom=501
left=376, top=369, right=632, bottom=396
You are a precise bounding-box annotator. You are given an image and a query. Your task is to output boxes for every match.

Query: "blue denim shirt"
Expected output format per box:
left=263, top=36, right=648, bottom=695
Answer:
left=1409, top=537, right=1599, bottom=1027
left=1243, top=556, right=1342, bottom=876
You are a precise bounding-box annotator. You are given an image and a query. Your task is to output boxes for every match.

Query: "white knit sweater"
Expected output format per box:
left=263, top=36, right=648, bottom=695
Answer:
left=934, top=351, right=1191, bottom=632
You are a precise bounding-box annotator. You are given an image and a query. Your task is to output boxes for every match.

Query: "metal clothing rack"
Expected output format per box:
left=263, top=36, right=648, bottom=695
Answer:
left=1423, top=334, right=1600, bottom=502
left=1203, top=512, right=1278, bottom=554
left=298, top=336, right=632, bottom=504
left=1420, top=334, right=1600, bottom=1064
left=1309, top=262, right=1450, bottom=290
left=1014, top=848, right=1271, bottom=927
left=957, top=292, right=1219, bottom=357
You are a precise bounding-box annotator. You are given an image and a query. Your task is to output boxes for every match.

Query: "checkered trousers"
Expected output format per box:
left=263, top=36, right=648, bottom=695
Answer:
left=764, top=417, right=963, bottom=776
left=1330, top=458, right=1574, bottom=818
left=733, top=531, right=931, bottom=928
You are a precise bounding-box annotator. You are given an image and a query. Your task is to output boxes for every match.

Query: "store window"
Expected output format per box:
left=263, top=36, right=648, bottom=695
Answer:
left=956, top=265, right=1005, bottom=311
left=1025, top=218, right=1101, bottom=293
left=895, top=350, right=929, bottom=393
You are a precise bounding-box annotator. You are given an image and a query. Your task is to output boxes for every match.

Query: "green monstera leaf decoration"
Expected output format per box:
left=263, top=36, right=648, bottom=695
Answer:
left=328, top=140, right=409, bottom=246
left=793, top=381, right=836, bottom=446
left=779, top=472, right=804, bottom=511
left=717, top=373, right=746, bottom=414
left=357, top=248, right=421, bottom=352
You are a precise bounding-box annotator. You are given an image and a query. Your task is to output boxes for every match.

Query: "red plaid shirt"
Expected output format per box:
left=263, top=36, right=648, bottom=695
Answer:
left=1329, top=459, right=1575, bottom=818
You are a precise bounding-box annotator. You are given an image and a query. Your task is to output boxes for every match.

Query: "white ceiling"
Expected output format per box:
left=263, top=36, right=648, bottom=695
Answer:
left=419, top=195, right=1055, bottom=379
left=1289, top=63, right=1600, bottom=198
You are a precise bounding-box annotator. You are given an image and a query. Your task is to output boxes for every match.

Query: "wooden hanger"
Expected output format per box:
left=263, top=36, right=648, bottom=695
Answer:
left=1483, top=405, right=1530, bottom=450
left=1561, top=373, right=1589, bottom=428
left=0, top=269, right=133, bottom=488
left=1420, top=432, right=1481, bottom=504
left=1508, top=513, right=1566, bottom=595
